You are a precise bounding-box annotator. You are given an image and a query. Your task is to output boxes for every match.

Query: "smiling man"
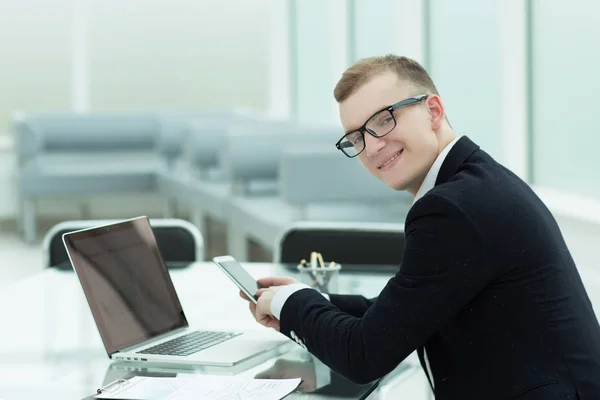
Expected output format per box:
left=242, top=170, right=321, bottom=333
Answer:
left=241, top=55, right=600, bottom=399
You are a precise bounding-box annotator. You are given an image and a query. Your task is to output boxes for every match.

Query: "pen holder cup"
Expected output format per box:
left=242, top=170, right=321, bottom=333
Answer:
left=297, top=263, right=342, bottom=294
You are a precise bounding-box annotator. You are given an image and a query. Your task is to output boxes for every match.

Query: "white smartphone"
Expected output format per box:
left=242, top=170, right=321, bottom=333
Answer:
left=213, top=255, right=263, bottom=304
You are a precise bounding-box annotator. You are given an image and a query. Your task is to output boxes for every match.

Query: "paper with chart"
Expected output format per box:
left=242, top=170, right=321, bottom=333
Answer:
left=95, top=375, right=302, bottom=400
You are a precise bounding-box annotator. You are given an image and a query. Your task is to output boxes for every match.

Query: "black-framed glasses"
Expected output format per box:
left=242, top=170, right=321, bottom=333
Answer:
left=335, top=94, right=428, bottom=158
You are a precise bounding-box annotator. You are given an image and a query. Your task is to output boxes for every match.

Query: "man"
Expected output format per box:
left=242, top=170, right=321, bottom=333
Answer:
left=240, top=55, right=600, bottom=399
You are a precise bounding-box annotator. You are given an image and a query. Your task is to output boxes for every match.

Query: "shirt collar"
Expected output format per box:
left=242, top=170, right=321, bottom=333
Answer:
left=413, top=135, right=462, bottom=205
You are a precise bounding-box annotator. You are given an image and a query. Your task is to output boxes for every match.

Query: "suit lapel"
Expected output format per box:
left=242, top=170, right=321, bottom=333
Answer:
left=417, top=346, right=435, bottom=393
left=435, top=136, right=480, bottom=186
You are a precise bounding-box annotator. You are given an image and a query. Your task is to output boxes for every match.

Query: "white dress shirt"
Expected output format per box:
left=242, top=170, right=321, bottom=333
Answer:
left=412, top=135, right=462, bottom=204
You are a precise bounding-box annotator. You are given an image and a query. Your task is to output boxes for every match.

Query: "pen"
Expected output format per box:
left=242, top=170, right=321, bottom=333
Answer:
left=315, top=252, right=327, bottom=284
left=310, top=252, right=318, bottom=269
left=97, top=378, right=128, bottom=394
left=316, top=253, right=325, bottom=269
left=299, top=258, right=317, bottom=287
left=323, top=261, right=338, bottom=287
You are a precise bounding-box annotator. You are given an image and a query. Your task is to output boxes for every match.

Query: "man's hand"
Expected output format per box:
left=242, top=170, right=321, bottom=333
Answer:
left=238, top=275, right=298, bottom=331
left=253, top=286, right=282, bottom=330
left=238, top=275, right=298, bottom=302
left=239, top=286, right=281, bottom=330
left=257, top=276, right=298, bottom=288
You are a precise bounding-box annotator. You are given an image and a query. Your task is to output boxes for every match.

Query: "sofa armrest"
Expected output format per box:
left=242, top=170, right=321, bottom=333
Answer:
left=13, top=117, right=43, bottom=165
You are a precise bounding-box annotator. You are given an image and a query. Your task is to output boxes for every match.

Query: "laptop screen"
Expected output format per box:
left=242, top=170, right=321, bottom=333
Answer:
left=63, top=217, right=188, bottom=355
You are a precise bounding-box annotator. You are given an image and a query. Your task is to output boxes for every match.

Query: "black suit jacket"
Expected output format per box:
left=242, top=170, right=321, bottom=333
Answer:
left=279, top=136, right=600, bottom=399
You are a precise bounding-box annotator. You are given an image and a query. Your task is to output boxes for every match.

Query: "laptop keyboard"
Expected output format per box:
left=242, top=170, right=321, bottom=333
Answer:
left=137, top=330, right=242, bottom=357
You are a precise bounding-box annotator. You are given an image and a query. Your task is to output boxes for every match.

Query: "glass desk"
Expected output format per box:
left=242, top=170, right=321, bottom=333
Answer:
left=0, top=262, right=420, bottom=399
left=80, top=349, right=416, bottom=399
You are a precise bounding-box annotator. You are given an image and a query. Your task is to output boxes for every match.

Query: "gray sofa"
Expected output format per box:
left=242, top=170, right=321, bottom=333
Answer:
left=13, top=110, right=235, bottom=243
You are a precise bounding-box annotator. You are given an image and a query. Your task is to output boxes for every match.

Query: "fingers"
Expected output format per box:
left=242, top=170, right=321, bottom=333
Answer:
left=247, top=292, right=280, bottom=331
left=239, top=290, right=250, bottom=301
left=257, top=276, right=296, bottom=287
left=253, top=312, right=279, bottom=331
left=254, top=302, right=280, bottom=330
left=258, top=314, right=279, bottom=328
left=257, top=277, right=277, bottom=287
left=265, top=318, right=281, bottom=331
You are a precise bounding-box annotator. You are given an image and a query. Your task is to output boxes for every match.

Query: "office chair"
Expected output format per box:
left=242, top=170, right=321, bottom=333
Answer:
left=42, top=218, right=204, bottom=270
left=273, top=221, right=405, bottom=273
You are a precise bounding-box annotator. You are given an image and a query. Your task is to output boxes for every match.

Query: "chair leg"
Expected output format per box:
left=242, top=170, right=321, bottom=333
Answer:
left=22, top=198, right=37, bottom=244
left=190, top=210, right=204, bottom=236
left=190, top=210, right=207, bottom=260
left=16, top=195, right=24, bottom=235
left=163, top=198, right=177, bottom=218
left=80, top=202, right=92, bottom=219
left=227, top=228, right=248, bottom=262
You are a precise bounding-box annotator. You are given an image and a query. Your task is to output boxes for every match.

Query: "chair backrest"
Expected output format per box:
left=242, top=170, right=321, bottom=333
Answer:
left=42, top=218, right=204, bottom=270
left=274, top=221, right=405, bottom=266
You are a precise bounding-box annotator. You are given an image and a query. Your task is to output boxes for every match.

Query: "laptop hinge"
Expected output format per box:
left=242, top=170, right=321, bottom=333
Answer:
left=113, top=326, right=189, bottom=355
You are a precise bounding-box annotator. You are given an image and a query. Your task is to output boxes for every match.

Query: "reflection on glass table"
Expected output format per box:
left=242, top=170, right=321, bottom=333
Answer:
left=88, top=348, right=417, bottom=400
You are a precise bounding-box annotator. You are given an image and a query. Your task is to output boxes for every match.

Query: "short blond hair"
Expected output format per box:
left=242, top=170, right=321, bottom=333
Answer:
left=333, top=54, right=440, bottom=103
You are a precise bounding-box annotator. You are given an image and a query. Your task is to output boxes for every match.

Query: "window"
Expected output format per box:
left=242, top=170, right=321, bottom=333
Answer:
left=428, top=0, right=503, bottom=161
left=530, top=0, right=600, bottom=198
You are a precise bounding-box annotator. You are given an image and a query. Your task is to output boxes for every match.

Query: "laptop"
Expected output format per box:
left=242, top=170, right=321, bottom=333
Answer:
left=62, top=216, right=289, bottom=366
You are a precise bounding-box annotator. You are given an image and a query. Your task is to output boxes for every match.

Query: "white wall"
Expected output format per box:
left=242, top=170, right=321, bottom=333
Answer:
left=88, top=0, right=270, bottom=112
left=0, top=0, right=72, bottom=133
left=428, top=0, right=503, bottom=161
left=291, top=0, right=348, bottom=125
left=0, top=0, right=271, bottom=133
left=531, top=0, right=600, bottom=198
left=351, top=0, right=403, bottom=62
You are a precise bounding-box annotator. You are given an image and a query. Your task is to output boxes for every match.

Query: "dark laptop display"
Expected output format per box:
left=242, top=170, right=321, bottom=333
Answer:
left=63, top=217, right=188, bottom=355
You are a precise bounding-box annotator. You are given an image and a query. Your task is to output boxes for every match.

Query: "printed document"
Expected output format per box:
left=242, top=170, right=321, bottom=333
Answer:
left=96, top=375, right=302, bottom=400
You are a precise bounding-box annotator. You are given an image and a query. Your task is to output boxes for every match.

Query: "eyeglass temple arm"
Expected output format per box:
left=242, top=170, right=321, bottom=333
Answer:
left=336, top=141, right=354, bottom=149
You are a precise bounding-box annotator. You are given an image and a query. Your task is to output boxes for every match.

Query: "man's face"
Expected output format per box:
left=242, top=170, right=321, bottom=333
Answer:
left=338, top=71, right=444, bottom=193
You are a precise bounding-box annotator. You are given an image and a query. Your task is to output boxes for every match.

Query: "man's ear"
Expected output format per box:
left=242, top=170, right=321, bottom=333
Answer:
left=427, top=95, right=445, bottom=131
